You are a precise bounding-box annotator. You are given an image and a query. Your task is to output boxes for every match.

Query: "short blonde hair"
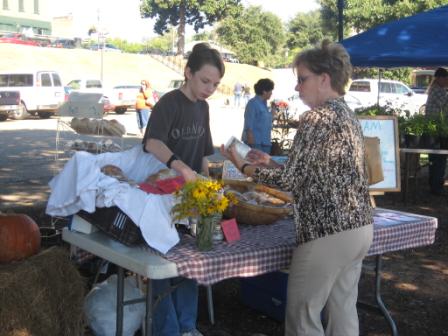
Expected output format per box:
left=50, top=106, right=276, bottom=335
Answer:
left=293, top=40, right=352, bottom=95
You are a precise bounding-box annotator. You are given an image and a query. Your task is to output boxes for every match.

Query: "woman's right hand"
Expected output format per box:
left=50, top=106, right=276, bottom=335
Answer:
left=247, top=149, right=271, bottom=166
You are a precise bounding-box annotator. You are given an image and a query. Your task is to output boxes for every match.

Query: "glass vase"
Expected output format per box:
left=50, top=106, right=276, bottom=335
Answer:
left=197, top=214, right=220, bottom=251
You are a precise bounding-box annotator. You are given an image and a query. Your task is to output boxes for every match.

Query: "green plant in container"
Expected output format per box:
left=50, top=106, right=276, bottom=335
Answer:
left=404, top=114, right=425, bottom=148
left=405, top=114, right=425, bottom=136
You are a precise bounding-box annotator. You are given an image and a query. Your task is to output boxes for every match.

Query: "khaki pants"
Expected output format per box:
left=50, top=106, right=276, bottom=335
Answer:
left=285, top=224, right=373, bottom=336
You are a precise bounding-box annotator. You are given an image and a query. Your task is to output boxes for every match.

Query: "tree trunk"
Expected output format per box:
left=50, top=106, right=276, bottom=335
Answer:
left=177, top=1, right=186, bottom=55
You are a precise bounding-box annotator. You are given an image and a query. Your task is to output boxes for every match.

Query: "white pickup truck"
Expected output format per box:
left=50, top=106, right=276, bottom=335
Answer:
left=65, top=79, right=140, bottom=114
left=108, top=84, right=140, bottom=114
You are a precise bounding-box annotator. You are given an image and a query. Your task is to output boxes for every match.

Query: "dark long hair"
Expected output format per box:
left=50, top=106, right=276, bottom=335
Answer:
left=185, top=43, right=225, bottom=79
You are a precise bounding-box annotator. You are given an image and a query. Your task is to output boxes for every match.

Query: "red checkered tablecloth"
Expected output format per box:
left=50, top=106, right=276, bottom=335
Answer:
left=71, top=208, right=437, bottom=285
left=159, top=218, right=297, bottom=285
left=369, top=208, right=437, bottom=255
left=150, top=208, right=438, bottom=285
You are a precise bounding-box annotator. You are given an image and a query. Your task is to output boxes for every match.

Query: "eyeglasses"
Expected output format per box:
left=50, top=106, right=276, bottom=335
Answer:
left=297, top=75, right=312, bottom=85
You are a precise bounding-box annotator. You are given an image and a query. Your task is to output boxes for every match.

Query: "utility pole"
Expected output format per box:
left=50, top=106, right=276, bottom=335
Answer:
left=97, top=8, right=104, bottom=82
left=337, top=0, right=344, bottom=42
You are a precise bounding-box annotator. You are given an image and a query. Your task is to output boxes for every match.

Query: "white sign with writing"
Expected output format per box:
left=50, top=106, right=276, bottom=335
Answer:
left=359, top=116, right=400, bottom=192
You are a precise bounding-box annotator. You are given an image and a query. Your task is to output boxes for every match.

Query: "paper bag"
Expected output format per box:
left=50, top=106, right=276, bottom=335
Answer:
left=364, top=136, right=384, bottom=185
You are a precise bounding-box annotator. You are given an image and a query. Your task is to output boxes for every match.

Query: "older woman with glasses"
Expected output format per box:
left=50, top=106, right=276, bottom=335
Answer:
left=222, top=40, right=373, bottom=336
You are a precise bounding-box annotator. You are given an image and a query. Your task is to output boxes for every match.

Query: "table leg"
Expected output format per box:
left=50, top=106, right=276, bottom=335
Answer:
left=206, top=285, right=215, bottom=325
left=403, top=153, right=410, bottom=204
left=373, top=255, right=398, bottom=336
left=358, top=255, right=398, bottom=336
left=145, top=279, right=153, bottom=336
left=116, top=267, right=125, bottom=336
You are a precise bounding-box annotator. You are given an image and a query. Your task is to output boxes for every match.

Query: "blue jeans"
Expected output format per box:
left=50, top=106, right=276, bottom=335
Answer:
left=251, top=143, right=272, bottom=154
left=136, top=108, right=150, bottom=130
left=152, top=277, right=198, bottom=336
left=234, top=93, right=241, bottom=107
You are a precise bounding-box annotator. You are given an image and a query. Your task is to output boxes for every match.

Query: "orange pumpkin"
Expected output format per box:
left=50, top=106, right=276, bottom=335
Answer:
left=0, top=213, right=41, bottom=263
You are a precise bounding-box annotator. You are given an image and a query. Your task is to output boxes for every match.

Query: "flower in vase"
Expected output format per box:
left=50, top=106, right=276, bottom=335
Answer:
left=171, top=179, right=237, bottom=221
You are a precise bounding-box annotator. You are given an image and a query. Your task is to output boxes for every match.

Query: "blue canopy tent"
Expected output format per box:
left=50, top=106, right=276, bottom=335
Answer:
left=341, top=5, right=448, bottom=68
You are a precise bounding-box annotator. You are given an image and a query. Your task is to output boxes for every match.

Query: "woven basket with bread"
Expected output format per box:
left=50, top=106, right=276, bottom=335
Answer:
left=223, top=180, right=293, bottom=225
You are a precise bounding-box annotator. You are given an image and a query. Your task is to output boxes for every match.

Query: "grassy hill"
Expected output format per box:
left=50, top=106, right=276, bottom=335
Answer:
left=0, top=44, right=273, bottom=96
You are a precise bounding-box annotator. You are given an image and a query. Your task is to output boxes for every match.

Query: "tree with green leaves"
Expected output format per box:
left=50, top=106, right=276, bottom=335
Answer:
left=140, top=0, right=243, bottom=55
left=216, top=6, right=286, bottom=67
left=319, top=0, right=448, bottom=40
left=286, top=11, right=325, bottom=54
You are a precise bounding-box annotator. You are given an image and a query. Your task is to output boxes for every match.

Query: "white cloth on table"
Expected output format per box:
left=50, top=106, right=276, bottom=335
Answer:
left=46, top=145, right=180, bottom=254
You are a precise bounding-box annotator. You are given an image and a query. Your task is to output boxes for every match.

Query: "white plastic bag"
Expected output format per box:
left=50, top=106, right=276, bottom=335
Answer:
left=84, top=274, right=145, bottom=336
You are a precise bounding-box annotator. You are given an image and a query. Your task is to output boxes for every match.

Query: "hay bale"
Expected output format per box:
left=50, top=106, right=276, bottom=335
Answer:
left=0, top=247, right=86, bottom=336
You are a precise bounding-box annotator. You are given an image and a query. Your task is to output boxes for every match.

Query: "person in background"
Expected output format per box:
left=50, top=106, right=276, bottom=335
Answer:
left=135, top=80, right=156, bottom=135
left=222, top=40, right=373, bottom=336
left=425, top=67, right=448, bottom=195
left=142, top=42, right=225, bottom=336
left=233, top=81, right=243, bottom=108
left=243, top=83, right=251, bottom=105
left=241, top=78, right=275, bottom=154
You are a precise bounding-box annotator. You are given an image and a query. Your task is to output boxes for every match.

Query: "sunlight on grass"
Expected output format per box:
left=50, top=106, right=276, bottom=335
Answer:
left=381, top=271, right=395, bottom=280
left=395, top=282, right=419, bottom=291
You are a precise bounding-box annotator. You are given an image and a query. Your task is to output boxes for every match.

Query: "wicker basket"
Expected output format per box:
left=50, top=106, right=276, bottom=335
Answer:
left=224, top=180, right=293, bottom=225
left=77, top=207, right=143, bottom=246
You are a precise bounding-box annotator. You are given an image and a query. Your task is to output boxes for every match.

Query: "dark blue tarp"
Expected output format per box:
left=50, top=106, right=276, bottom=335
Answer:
left=341, top=5, right=448, bottom=68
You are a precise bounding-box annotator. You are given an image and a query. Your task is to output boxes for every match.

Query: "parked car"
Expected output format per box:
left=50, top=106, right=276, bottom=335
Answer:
left=0, top=90, right=21, bottom=121
left=51, top=38, right=76, bottom=49
left=155, top=79, right=184, bottom=97
left=65, top=78, right=103, bottom=94
left=0, top=71, right=65, bottom=119
left=90, top=43, right=121, bottom=52
left=345, top=79, right=427, bottom=116
left=410, top=69, right=435, bottom=94
left=0, top=33, right=39, bottom=46
left=64, top=78, right=130, bottom=114
left=223, top=55, right=240, bottom=63
left=107, top=84, right=141, bottom=114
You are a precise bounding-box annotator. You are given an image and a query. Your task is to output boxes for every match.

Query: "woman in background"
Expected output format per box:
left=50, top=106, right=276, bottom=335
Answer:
left=135, top=79, right=155, bottom=135
left=241, top=78, right=275, bottom=154
left=425, top=67, right=448, bottom=195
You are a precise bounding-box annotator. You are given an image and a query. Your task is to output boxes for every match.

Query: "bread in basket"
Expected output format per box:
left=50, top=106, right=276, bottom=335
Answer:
left=223, top=180, right=293, bottom=225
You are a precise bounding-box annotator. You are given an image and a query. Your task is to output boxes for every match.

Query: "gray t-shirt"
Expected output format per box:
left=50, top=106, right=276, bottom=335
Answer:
left=143, top=89, right=214, bottom=172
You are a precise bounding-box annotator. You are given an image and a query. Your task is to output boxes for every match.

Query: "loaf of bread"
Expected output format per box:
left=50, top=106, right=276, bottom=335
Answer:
left=144, top=169, right=178, bottom=185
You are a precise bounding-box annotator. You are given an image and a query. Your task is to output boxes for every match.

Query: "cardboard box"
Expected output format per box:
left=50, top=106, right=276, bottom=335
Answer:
left=240, top=271, right=288, bottom=321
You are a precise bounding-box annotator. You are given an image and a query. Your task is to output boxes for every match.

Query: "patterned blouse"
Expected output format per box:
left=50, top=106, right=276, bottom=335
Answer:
left=253, top=97, right=373, bottom=245
left=425, top=83, right=448, bottom=118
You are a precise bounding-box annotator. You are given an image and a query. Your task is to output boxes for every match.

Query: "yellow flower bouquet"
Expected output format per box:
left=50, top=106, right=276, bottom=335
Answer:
left=171, top=179, right=237, bottom=250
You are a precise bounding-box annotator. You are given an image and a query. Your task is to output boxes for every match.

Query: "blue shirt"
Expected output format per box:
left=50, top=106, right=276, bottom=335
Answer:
left=242, top=95, right=272, bottom=146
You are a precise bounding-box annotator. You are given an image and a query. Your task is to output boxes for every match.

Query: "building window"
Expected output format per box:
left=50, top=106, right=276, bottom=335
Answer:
left=3, top=0, right=8, bottom=10
left=19, top=0, right=24, bottom=12
left=34, top=0, right=39, bottom=14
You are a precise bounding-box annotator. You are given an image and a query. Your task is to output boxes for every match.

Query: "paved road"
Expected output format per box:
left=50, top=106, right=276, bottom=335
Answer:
left=0, top=97, right=244, bottom=211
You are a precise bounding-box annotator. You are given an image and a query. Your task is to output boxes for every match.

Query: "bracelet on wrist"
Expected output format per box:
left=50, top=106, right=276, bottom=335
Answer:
left=166, top=154, right=179, bottom=169
left=241, top=163, right=251, bottom=174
